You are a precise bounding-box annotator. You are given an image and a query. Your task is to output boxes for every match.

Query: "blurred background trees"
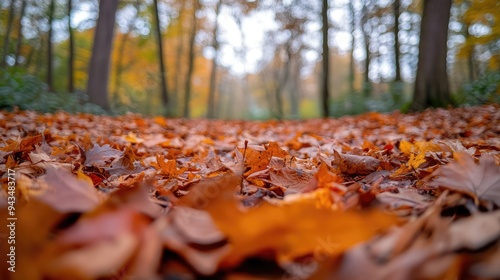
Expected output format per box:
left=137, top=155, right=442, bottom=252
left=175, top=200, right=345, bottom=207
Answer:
left=0, top=0, right=498, bottom=118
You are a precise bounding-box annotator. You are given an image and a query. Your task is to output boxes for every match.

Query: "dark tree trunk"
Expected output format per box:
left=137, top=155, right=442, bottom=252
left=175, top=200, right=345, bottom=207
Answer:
left=1, top=0, right=16, bottom=68
left=393, top=0, right=401, bottom=82
left=183, top=0, right=199, bottom=118
left=410, top=0, right=453, bottom=111
left=68, top=0, right=75, bottom=92
left=87, top=0, right=119, bottom=111
left=207, top=0, right=221, bottom=119
left=153, top=0, right=169, bottom=110
left=14, top=0, right=26, bottom=66
left=321, top=0, right=330, bottom=117
left=47, top=0, right=55, bottom=91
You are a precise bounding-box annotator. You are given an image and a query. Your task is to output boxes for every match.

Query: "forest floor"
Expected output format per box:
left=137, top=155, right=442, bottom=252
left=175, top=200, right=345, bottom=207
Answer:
left=1, top=104, right=499, bottom=279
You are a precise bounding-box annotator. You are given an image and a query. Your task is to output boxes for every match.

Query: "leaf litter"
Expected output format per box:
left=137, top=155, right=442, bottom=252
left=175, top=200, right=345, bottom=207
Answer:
left=0, top=105, right=499, bottom=279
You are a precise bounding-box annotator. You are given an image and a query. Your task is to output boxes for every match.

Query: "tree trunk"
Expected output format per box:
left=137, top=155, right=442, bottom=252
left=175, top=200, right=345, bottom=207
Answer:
left=348, top=1, right=356, bottom=93
left=113, top=1, right=139, bottom=103
left=206, top=0, right=222, bottom=119
left=463, top=23, right=477, bottom=82
left=183, top=0, right=199, bottom=118
left=153, top=0, right=169, bottom=111
left=68, top=0, right=75, bottom=92
left=410, top=0, right=453, bottom=111
left=47, top=0, right=55, bottom=92
left=361, top=1, right=371, bottom=97
left=393, top=0, right=401, bottom=82
left=1, top=0, right=16, bottom=68
left=321, top=0, right=330, bottom=118
left=14, top=0, right=26, bottom=66
left=173, top=1, right=187, bottom=115
left=87, top=0, right=119, bottom=111
left=289, top=57, right=300, bottom=119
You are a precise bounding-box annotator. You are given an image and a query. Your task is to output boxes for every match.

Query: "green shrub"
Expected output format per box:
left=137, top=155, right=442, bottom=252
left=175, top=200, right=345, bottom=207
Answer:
left=0, top=69, right=107, bottom=114
left=459, top=71, right=500, bottom=106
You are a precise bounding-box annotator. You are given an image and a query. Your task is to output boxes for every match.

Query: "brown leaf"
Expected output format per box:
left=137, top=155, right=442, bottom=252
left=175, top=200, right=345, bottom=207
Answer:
left=333, top=150, right=380, bottom=175
left=36, top=167, right=103, bottom=213
left=269, top=167, right=315, bottom=195
left=84, top=143, right=123, bottom=167
left=427, top=152, right=500, bottom=205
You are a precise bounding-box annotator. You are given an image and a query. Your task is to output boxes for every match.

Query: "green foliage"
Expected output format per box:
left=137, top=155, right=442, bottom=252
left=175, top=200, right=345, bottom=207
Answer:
left=459, top=71, right=500, bottom=106
left=0, top=68, right=107, bottom=114
left=330, top=84, right=410, bottom=117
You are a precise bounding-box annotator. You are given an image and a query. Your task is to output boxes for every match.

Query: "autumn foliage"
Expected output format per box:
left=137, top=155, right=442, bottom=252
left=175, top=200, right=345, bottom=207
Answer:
left=1, top=105, right=500, bottom=279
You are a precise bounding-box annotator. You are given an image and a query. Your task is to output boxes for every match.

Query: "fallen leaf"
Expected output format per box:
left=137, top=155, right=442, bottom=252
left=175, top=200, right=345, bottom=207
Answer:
left=427, top=152, right=500, bottom=205
left=84, top=144, right=123, bottom=167
left=36, top=167, right=103, bottom=213
left=333, top=150, right=380, bottom=175
left=180, top=175, right=398, bottom=268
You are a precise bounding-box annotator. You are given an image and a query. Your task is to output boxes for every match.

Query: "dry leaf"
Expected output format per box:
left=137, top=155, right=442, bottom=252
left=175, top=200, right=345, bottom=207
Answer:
left=84, top=144, right=123, bottom=167
left=427, top=152, right=500, bottom=204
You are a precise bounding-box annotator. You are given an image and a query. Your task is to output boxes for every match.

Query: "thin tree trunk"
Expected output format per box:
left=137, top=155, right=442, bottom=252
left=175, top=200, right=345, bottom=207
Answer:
left=24, top=42, right=34, bottom=68
left=393, top=0, right=401, bottom=82
left=87, top=0, right=119, bottom=111
left=173, top=1, right=187, bottom=114
left=236, top=15, right=250, bottom=118
left=14, top=0, right=26, bottom=66
left=348, top=1, right=356, bottom=93
left=207, top=0, right=221, bottom=119
left=274, top=67, right=284, bottom=119
left=362, top=1, right=371, bottom=97
left=321, top=0, right=330, bottom=118
left=289, top=56, right=300, bottom=118
left=153, top=0, right=169, bottom=110
left=1, top=0, right=16, bottom=68
left=113, top=0, right=139, bottom=103
left=410, top=0, right=453, bottom=111
left=68, top=0, right=75, bottom=92
left=463, top=23, right=477, bottom=82
left=183, top=0, right=199, bottom=118
left=261, top=72, right=276, bottom=118
left=275, top=44, right=292, bottom=119
left=47, top=0, right=55, bottom=91
left=114, top=32, right=131, bottom=100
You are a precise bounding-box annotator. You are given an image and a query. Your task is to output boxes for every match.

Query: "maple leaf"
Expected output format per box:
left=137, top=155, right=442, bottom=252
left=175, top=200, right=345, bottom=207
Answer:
left=427, top=152, right=500, bottom=205
left=241, top=146, right=272, bottom=177
left=84, top=144, right=123, bottom=167
left=266, top=141, right=289, bottom=158
left=151, top=154, right=186, bottom=177
left=400, top=140, right=442, bottom=169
